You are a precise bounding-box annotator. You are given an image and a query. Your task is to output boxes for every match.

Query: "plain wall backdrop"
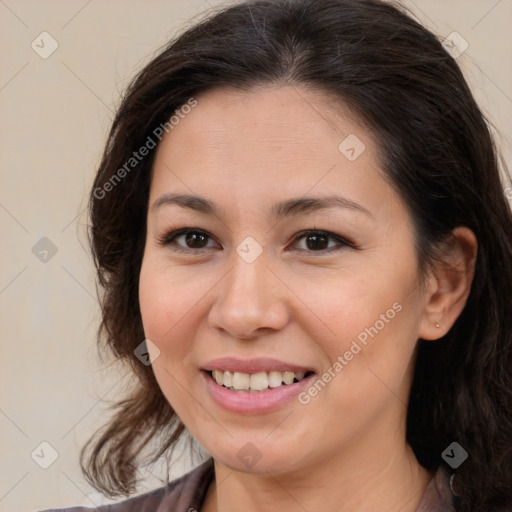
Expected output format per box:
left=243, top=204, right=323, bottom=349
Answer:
left=1, top=0, right=511, bottom=510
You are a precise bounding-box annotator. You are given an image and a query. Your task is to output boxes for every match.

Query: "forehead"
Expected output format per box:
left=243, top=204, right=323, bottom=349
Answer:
left=153, top=85, right=377, bottom=170
left=149, top=85, right=399, bottom=223
left=160, top=84, right=368, bottom=153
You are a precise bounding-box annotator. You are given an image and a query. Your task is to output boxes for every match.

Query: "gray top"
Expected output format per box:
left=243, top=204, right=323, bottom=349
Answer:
left=37, top=458, right=497, bottom=511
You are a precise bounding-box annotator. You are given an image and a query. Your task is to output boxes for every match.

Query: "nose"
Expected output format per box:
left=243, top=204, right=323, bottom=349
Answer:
left=207, top=249, right=290, bottom=340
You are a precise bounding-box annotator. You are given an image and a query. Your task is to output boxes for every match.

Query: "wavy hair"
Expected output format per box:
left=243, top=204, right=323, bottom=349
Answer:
left=81, top=1, right=512, bottom=510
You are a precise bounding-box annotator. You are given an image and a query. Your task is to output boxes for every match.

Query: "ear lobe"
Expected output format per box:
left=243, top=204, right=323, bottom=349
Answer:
left=418, top=227, right=478, bottom=341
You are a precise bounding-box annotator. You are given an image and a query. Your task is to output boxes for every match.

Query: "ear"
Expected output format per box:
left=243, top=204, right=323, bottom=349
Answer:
left=418, top=227, right=478, bottom=340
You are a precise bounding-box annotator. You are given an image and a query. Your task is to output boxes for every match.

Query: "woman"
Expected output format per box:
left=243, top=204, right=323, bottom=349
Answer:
left=41, top=0, right=512, bottom=511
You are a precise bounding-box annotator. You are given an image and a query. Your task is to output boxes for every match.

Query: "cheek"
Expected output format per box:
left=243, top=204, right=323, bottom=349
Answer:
left=296, top=267, right=413, bottom=358
left=139, top=254, right=206, bottom=342
left=138, top=256, right=203, bottom=417
left=299, top=258, right=422, bottom=402
left=138, top=252, right=220, bottom=402
left=139, top=258, right=194, bottom=392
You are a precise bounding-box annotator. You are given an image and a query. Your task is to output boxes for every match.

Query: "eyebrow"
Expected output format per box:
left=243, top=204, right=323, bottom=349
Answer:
left=151, top=192, right=373, bottom=220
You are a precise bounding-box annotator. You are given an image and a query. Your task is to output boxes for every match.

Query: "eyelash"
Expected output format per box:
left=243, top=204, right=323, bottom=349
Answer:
left=157, top=227, right=354, bottom=255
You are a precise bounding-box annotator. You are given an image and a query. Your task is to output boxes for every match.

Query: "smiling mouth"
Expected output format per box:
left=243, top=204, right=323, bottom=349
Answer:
left=208, top=370, right=315, bottom=393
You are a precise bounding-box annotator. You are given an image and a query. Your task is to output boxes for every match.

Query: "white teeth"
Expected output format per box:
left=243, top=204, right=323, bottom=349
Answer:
left=223, top=371, right=233, bottom=387
left=233, top=372, right=250, bottom=390
left=213, top=370, right=223, bottom=385
left=210, top=369, right=309, bottom=392
left=282, top=371, right=294, bottom=385
left=249, top=372, right=268, bottom=391
left=268, top=371, right=283, bottom=388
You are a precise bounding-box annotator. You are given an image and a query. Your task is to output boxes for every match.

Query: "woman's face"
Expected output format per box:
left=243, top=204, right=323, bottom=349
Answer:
left=139, top=85, right=430, bottom=475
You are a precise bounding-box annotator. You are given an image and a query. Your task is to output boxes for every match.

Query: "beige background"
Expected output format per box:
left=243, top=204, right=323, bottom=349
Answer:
left=1, top=1, right=511, bottom=510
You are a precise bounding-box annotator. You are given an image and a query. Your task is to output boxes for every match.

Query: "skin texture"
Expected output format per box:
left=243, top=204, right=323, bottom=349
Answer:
left=138, top=85, right=477, bottom=512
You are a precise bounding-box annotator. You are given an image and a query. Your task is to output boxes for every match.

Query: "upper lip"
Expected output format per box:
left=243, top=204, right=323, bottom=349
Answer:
left=202, top=357, right=315, bottom=374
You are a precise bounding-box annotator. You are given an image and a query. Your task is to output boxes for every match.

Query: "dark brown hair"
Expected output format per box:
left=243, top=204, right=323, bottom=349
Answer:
left=82, top=1, right=512, bottom=510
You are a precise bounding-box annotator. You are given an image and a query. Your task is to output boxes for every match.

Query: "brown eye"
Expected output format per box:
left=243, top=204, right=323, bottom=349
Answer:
left=182, top=231, right=209, bottom=249
left=158, top=228, right=218, bottom=252
left=303, top=232, right=329, bottom=251
left=290, top=230, right=352, bottom=253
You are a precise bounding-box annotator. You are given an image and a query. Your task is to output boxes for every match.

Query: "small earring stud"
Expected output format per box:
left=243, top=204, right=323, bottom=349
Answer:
left=435, top=323, right=440, bottom=328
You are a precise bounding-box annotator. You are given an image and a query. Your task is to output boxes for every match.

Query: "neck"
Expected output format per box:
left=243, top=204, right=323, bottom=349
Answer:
left=201, top=439, right=433, bottom=512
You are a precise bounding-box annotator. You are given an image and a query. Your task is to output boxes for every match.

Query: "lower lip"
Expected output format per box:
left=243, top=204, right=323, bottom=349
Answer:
left=202, top=371, right=315, bottom=414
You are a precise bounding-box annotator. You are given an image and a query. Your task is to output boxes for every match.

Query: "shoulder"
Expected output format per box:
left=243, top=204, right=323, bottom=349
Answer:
left=416, top=466, right=512, bottom=512
left=36, top=458, right=214, bottom=512
left=415, top=466, right=456, bottom=512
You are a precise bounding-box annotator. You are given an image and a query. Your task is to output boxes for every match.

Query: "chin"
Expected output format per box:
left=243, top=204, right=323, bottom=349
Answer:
left=206, top=437, right=308, bottom=475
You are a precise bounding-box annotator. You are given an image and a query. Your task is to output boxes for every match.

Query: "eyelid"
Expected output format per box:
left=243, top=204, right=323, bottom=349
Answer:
left=156, top=227, right=220, bottom=250
left=288, top=229, right=354, bottom=251
left=157, top=227, right=355, bottom=254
